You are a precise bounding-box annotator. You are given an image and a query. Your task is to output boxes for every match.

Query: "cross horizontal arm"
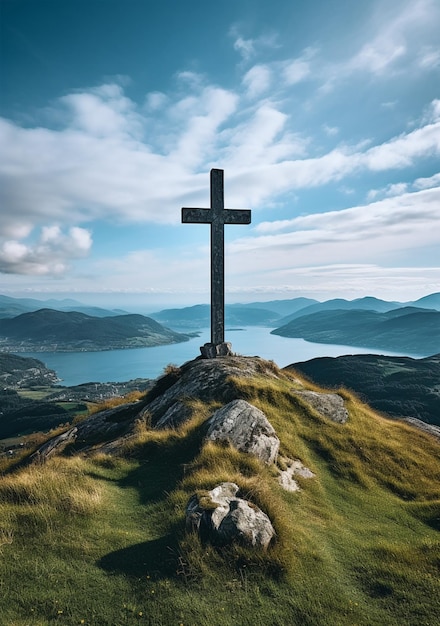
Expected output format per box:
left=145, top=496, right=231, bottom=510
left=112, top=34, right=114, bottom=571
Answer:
left=181, top=208, right=212, bottom=224
left=223, top=209, right=251, bottom=224
left=182, top=207, right=251, bottom=224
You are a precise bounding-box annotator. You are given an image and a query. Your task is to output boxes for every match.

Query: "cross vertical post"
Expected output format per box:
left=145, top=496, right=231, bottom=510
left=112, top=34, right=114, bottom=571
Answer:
left=182, top=169, right=251, bottom=355
left=210, top=169, right=225, bottom=345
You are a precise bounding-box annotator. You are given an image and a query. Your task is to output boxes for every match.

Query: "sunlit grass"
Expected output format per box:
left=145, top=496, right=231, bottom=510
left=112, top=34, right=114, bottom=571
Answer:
left=0, top=362, right=439, bottom=624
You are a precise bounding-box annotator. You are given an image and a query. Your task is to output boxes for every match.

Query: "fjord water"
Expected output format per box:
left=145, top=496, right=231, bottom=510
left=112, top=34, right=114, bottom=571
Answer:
left=23, top=326, right=403, bottom=386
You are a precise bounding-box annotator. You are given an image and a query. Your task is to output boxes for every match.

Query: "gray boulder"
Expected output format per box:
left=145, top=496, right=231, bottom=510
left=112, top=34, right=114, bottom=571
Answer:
left=206, top=399, right=280, bottom=464
left=295, top=390, right=349, bottom=424
left=186, top=482, right=275, bottom=549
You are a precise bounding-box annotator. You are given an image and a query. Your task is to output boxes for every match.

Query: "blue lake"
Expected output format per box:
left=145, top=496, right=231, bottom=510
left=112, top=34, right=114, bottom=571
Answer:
left=22, top=326, right=404, bottom=386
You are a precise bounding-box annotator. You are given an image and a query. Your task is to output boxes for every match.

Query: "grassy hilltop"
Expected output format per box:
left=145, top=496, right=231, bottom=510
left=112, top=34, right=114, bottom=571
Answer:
left=0, top=357, right=439, bottom=626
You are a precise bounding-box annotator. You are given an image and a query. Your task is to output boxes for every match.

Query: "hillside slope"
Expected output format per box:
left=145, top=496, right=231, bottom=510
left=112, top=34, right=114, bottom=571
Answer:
left=1, top=356, right=439, bottom=625
left=291, top=353, right=440, bottom=427
left=0, top=353, right=59, bottom=387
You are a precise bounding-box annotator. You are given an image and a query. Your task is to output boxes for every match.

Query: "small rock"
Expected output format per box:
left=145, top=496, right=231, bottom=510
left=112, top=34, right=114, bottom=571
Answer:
left=295, top=390, right=349, bottom=423
left=277, top=456, right=315, bottom=492
left=206, top=399, right=280, bottom=464
left=186, top=482, right=275, bottom=549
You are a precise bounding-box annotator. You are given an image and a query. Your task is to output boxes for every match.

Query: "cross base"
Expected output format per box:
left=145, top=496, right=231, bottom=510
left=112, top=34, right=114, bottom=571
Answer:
left=200, top=341, right=234, bottom=359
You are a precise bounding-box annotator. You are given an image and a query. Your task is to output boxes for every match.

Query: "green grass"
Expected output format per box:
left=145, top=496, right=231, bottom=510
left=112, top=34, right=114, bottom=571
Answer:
left=0, top=366, right=439, bottom=625
left=17, top=388, right=55, bottom=401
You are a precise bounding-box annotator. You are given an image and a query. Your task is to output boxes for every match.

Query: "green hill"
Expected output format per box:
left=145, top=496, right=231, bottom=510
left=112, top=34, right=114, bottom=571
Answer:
left=0, top=353, right=59, bottom=387
left=150, top=304, right=281, bottom=328
left=272, top=307, right=440, bottom=355
left=0, top=309, right=190, bottom=351
left=0, top=356, right=438, bottom=625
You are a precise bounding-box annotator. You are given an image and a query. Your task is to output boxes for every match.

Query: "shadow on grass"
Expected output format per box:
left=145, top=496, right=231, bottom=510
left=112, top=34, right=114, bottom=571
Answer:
left=98, top=532, right=181, bottom=579
left=118, top=425, right=208, bottom=505
left=98, top=425, right=207, bottom=580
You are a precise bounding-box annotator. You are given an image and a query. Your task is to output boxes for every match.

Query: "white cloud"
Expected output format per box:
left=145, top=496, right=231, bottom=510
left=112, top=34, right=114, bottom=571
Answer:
left=349, top=42, right=406, bottom=75
left=2, top=76, right=440, bottom=245
left=418, top=47, right=440, bottom=69
left=317, top=0, right=440, bottom=91
left=233, top=36, right=255, bottom=61
left=251, top=188, right=440, bottom=272
left=144, top=91, right=168, bottom=111
left=426, top=99, right=440, bottom=122
left=243, top=65, right=272, bottom=98
left=323, top=124, right=339, bottom=137
left=367, top=182, right=409, bottom=200
left=60, top=84, right=142, bottom=138
left=0, top=226, right=92, bottom=276
left=414, top=172, right=440, bottom=189
left=350, top=0, right=435, bottom=75
left=1, top=0, right=440, bottom=295
left=282, top=59, right=310, bottom=85
left=214, top=193, right=440, bottom=301
left=229, top=26, right=279, bottom=63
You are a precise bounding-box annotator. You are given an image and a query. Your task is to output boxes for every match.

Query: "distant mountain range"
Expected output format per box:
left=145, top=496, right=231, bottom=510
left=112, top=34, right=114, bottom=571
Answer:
left=149, top=293, right=440, bottom=328
left=1, top=292, right=440, bottom=356
left=290, top=353, right=440, bottom=427
left=0, top=309, right=189, bottom=352
left=0, top=294, right=127, bottom=319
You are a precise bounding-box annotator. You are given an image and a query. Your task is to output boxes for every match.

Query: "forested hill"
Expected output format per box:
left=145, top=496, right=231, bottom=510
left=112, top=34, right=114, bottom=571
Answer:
left=272, top=307, right=440, bottom=356
left=0, top=309, right=190, bottom=352
left=0, top=353, right=59, bottom=387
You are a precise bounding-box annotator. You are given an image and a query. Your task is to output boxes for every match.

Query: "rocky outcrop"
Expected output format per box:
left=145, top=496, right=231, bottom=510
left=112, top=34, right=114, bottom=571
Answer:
left=30, top=401, right=141, bottom=460
left=206, top=399, right=279, bottom=464
left=402, top=417, right=440, bottom=440
left=29, top=356, right=284, bottom=458
left=186, top=482, right=275, bottom=549
left=295, top=390, right=349, bottom=424
left=140, top=356, right=282, bottom=429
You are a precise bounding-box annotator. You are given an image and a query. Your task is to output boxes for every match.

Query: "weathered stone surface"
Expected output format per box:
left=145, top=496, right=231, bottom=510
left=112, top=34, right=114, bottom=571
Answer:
left=140, top=356, right=282, bottom=429
left=200, top=341, right=234, bottom=358
left=277, top=456, right=315, bottom=492
left=206, top=399, right=279, bottom=464
left=186, top=482, right=275, bottom=549
left=403, top=417, right=440, bottom=440
left=30, top=402, right=141, bottom=460
left=30, top=426, right=78, bottom=461
left=295, top=390, right=349, bottom=423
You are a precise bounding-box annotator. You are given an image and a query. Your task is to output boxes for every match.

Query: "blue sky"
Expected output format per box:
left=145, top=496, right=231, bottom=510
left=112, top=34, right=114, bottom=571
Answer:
left=1, top=0, right=440, bottom=310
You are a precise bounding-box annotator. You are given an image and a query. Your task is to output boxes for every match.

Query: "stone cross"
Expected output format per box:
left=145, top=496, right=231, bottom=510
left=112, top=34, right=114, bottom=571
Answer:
left=182, top=169, right=251, bottom=353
